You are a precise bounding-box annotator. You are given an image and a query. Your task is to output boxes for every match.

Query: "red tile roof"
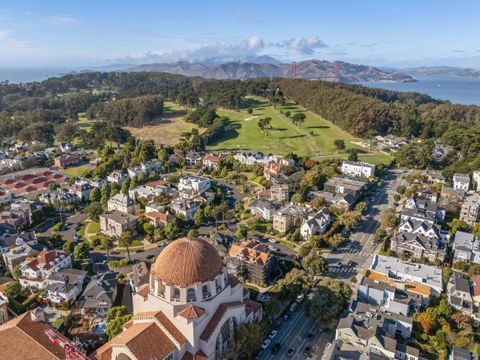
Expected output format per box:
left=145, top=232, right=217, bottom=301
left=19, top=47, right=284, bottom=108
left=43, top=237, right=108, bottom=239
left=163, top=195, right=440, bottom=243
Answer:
left=178, top=305, right=205, bottom=320
left=200, top=301, right=244, bottom=341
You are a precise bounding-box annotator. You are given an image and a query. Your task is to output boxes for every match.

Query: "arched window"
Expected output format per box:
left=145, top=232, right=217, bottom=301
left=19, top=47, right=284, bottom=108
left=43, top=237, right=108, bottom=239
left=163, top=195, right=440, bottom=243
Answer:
left=215, top=317, right=237, bottom=359
left=172, top=287, right=180, bottom=301
left=158, top=282, right=165, bottom=296
left=202, top=284, right=210, bottom=300
left=215, top=278, right=221, bottom=292
left=187, top=288, right=197, bottom=302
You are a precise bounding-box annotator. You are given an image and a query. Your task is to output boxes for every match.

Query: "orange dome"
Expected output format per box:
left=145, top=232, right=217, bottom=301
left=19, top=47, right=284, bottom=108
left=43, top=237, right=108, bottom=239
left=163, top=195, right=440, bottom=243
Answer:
left=152, top=237, right=224, bottom=287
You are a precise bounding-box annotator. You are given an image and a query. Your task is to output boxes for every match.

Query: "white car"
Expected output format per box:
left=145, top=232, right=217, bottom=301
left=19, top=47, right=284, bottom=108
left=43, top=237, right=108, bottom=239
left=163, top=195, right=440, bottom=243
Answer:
left=289, top=302, right=298, bottom=312
left=268, top=238, right=277, bottom=243
left=261, top=338, right=271, bottom=350
left=268, top=330, right=278, bottom=339
left=331, top=261, right=342, bottom=268
left=296, top=293, right=305, bottom=303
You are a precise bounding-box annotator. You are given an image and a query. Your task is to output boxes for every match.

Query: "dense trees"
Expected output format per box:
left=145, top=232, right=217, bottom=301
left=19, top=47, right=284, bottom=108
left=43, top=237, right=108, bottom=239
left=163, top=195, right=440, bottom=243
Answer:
left=98, top=95, right=164, bottom=126
left=185, top=106, right=218, bottom=127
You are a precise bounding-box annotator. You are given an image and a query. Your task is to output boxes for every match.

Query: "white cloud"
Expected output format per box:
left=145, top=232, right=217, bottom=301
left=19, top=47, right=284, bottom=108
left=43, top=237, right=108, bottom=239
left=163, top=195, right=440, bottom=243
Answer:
left=273, top=35, right=327, bottom=55
left=44, top=15, right=80, bottom=25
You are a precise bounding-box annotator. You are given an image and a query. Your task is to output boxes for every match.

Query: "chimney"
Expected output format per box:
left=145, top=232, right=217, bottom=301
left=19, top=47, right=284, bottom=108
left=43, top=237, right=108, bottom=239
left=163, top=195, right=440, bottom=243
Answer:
left=30, top=307, right=45, bottom=323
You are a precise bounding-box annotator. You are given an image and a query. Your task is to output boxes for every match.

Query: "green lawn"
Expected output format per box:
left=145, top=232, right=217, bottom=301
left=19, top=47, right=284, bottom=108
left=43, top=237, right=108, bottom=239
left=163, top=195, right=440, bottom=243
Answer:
left=85, top=221, right=100, bottom=234
left=63, top=165, right=91, bottom=177
left=207, top=97, right=392, bottom=164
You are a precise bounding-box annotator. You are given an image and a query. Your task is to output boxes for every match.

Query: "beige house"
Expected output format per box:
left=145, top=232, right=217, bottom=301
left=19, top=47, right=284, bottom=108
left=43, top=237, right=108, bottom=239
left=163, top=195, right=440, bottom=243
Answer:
left=99, top=211, right=137, bottom=237
left=272, top=203, right=306, bottom=234
left=107, top=194, right=135, bottom=214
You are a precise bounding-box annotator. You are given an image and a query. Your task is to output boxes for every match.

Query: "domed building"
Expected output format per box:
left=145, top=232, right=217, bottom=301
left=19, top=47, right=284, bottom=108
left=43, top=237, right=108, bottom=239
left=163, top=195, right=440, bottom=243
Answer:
left=96, top=237, right=262, bottom=360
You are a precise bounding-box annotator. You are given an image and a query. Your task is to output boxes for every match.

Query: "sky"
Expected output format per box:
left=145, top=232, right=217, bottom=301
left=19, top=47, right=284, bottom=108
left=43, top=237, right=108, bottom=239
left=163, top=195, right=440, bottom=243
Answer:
left=1, top=0, right=480, bottom=69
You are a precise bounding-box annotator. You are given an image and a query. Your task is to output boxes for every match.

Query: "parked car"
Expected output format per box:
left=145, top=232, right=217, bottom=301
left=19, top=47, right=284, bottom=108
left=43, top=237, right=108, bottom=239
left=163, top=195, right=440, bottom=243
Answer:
left=306, top=333, right=314, bottom=340
left=296, top=293, right=305, bottom=303
left=261, top=338, right=271, bottom=350
left=282, top=314, right=290, bottom=321
left=286, top=347, right=296, bottom=357
left=268, top=330, right=278, bottom=339
left=303, top=346, right=311, bottom=356
left=272, top=343, right=281, bottom=354
left=268, top=238, right=277, bottom=243
left=331, top=261, right=342, bottom=268
left=289, top=302, right=298, bottom=312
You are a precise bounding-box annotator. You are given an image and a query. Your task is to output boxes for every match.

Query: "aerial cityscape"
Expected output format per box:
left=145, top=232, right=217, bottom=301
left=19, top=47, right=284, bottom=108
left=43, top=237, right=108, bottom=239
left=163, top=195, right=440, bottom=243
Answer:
left=0, top=1, right=480, bottom=360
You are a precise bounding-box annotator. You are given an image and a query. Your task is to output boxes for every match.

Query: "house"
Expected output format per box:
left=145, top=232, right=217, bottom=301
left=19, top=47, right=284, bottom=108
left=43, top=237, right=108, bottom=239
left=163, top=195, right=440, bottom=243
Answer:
left=185, top=151, right=204, bottom=166
left=454, top=173, right=470, bottom=191
left=250, top=199, right=278, bottom=221
left=79, top=272, right=118, bottom=318
left=202, top=153, right=222, bottom=170
left=473, top=171, right=480, bottom=192
left=335, top=301, right=417, bottom=360
left=357, top=276, right=421, bottom=316
left=129, top=262, right=149, bottom=293
left=54, top=153, right=81, bottom=168
left=263, top=161, right=282, bottom=180
left=99, top=211, right=137, bottom=238
left=300, top=207, right=331, bottom=240
left=460, top=194, right=480, bottom=226
left=170, top=198, right=201, bottom=221
left=441, top=185, right=466, bottom=201
left=341, top=160, right=375, bottom=178
left=39, top=191, right=78, bottom=206
left=145, top=211, right=173, bottom=228
left=70, top=180, right=93, bottom=202
left=0, top=311, right=78, bottom=360
left=452, top=231, right=480, bottom=263
left=107, top=170, right=129, bottom=186
left=272, top=203, right=307, bottom=234
left=369, top=255, right=443, bottom=298
left=425, top=169, right=446, bottom=184
left=391, top=232, right=446, bottom=263
left=227, top=239, right=276, bottom=286
left=177, top=176, right=211, bottom=194
left=472, top=275, right=480, bottom=308
left=447, top=272, right=473, bottom=315
left=401, top=197, right=445, bottom=225
left=44, top=268, right=87, bottom=306
left=2, top=242, right=43, bottom=273
left=107, top=193, right=135, bottom=214
left=449, top=347, right=479, bottom=360
left=0, top=230, right=37, bottom=255
left=129, top=180, right=176, bottom=200
left=127, top=160, right=162, bottom=178
left=18, top=250, right=72, bottom=290
left=270, top=182, right=289, bottom=202
left=323, top=176, right=368, bottom=198
left=234, top=151, right=276, bottom=165
left=308, top=190, right=357, bottom=210
left=0, top=190, right=12, bottom=207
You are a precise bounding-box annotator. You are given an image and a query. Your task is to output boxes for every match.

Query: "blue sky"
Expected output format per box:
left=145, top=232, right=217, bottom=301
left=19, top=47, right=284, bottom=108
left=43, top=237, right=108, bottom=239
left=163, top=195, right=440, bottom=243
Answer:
left=1, top=0, right=479, bottom=68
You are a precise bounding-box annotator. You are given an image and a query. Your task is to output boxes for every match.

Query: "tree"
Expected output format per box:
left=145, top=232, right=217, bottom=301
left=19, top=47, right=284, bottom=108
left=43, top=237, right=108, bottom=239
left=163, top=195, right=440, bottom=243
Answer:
left=302, top=252, right=328, bottom=275
left=73, top=242, right=90, bottom=263
left=121, top=180, right=129, bottom=195
left=101, top=236, right=114, bottom=260
left=12, top=264, right=22, bottom=280
left=373, top=228, right=388, bottom=244
left=354, top=201, right=367, bottom=214
left=3, top=281, right=22, bottom=299
left=89, top=187, right=100, bottom=203
left=225, top=323, right=266, bottom=360
left=106, top=306, right=133, bottom=340
left=305, top=278, right=352, bottom=330
left=193, top=208, right=206, bottom=226
left=334, top=139, right=345, bottom=151
left=63, top=240, right=74, bottom=253
left=86, top=201, right=103, bottom=221
left=258, top=117, right=272, bottom=137
left=292, top=112, right=306, bottom=127
left=235, top=225, right=248, bottom=239
left=143, top=222, right=155, bottom=237
left=380, top=207, right=398, bottom=229
left=347, top=149, right=359, bottom=161
left=119, top=230, right=134, bottom=263
left=396, top=185, right=406, bottom=194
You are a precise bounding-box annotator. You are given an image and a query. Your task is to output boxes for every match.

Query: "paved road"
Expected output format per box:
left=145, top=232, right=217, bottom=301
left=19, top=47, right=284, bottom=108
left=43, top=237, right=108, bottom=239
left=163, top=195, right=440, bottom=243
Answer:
left=258, top=301, right=320, bottom=360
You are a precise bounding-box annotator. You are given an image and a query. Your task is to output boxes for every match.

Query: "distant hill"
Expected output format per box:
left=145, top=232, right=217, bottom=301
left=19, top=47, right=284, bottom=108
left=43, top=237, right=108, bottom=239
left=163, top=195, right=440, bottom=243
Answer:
left=128, top=59, right=415, bottom=83
left=399, top=66, right=480, bottom=78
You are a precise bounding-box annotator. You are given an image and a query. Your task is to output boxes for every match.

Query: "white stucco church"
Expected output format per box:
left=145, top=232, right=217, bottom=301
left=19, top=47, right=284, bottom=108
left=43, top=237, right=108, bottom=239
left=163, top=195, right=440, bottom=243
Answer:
left=96, top=237, right=262, bottom=360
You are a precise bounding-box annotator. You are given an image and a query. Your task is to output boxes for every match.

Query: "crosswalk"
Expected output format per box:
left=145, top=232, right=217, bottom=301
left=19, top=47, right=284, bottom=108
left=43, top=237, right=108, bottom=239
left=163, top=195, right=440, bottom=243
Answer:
left=334, top=247, right=371, bottom=257
left=327, top=266, right=357, bottom=275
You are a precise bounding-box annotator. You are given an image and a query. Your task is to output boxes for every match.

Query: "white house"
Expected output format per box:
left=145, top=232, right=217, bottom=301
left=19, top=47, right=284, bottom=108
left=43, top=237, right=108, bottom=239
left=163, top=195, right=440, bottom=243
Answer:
left=178, top=176, right=211, bottom=194
left=341, top=160, right=375, bottom=178
left=473, top=171, right=480, bottom=192
left=70, top=180, right=93, bottom=202
left=19, top=250, right=72, bottom=290
left=453, top=173, right=470, bottom=191
left=170, top=198, right=201, bottom=221
left=107, top=193, right=136, bottom=214
left=453, top=231, right=480, bottom=263
left=300, top=207, right=331, bottom=240
left=107, top=170, right=129, bottom=186
left=250, top=199, right=278, bottom=221
left=44, top=268, right=87, bottom=306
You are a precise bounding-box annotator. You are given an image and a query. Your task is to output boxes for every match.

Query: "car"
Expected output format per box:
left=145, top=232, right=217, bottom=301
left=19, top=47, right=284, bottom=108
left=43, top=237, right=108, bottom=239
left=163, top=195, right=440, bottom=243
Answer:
left=296, top=293, right=305, bottom=303
left=286, top=347, right=296, bottom=357
left=159, top=242, right=167, bottom=248
left=146, top=254, right=155, bottom=260
left=261, top=338, right=271, bottom=350
left=282, top=314, right=290, bottom=321
left=268, top=238, right=277, bottom=243
left=272, top=343, right=281, bottom=354
left=303, top=346, right=311, bottom=356
left=136, top=249, right=144, bottom=253
left=347, top=260, right=358, bottom=267
left=306, top=333, right=314, bottom=340
left=289, top=302, right=298, bottom=312
left=268, top=330, right=278, bottom=339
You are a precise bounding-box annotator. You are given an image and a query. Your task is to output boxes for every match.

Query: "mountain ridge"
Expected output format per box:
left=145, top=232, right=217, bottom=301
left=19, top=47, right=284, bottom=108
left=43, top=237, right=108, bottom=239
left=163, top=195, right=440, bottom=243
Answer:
left=125, top=59, right=416, bottom=83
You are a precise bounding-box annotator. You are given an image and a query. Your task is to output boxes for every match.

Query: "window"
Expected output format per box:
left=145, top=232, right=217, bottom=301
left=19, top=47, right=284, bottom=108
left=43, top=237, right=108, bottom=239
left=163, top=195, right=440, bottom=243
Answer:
left=202, top=284, right=210, bottom=299
left=172, top=287, right=180, bottom=300
left=187, top=288, right=196, bottom=302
